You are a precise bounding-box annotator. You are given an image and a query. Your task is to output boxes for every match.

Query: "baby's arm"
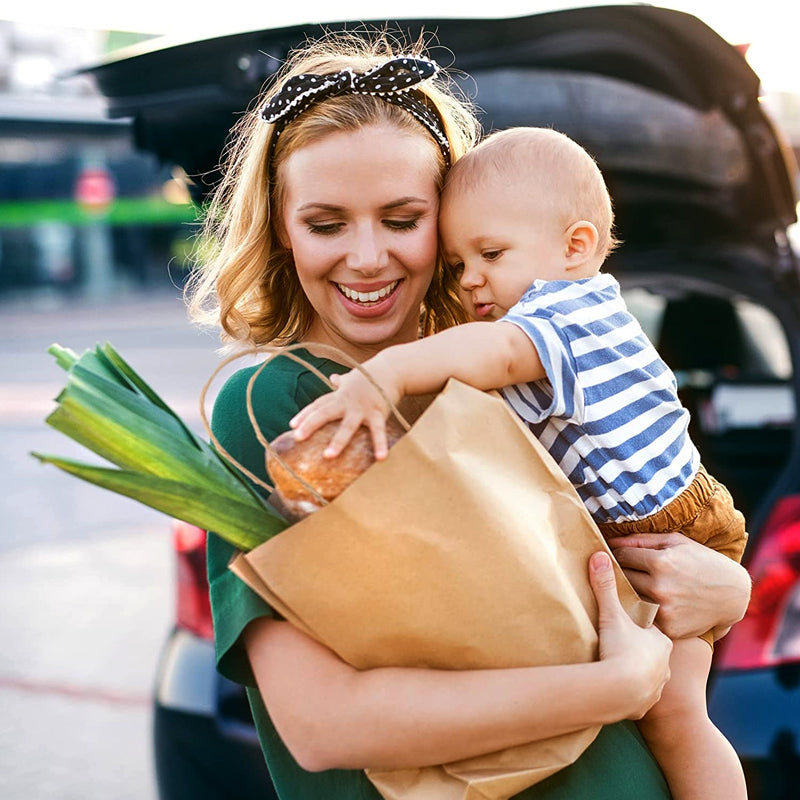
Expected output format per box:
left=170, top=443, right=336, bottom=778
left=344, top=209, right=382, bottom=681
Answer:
left=290, top=320, right=544, bottom=458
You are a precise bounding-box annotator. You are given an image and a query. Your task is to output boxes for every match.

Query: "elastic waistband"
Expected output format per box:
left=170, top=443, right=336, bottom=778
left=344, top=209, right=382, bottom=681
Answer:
left=597, top=465, right=714, bottom=537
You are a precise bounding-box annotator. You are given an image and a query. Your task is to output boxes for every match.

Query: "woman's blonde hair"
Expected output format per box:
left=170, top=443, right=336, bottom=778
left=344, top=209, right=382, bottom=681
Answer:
left=186, top=30, right=481, bottom=346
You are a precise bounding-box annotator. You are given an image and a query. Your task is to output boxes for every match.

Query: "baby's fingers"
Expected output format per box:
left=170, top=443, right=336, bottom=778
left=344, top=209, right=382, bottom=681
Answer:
left=291, top=400, right=344, bottom=441
left=289, top=375, right=342, bottom=431
left=289, top=405, right=315, bottom=431
left=367, top=416, right=390, bottom=461
left=324, top=417, right=363, bottom=459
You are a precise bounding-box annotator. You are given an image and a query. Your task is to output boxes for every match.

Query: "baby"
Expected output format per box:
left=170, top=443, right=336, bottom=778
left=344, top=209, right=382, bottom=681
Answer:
left=290, top=127, right=747, bottom=800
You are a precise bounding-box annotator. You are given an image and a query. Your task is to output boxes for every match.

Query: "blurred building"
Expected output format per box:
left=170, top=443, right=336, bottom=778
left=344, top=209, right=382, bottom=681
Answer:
left=1, top=17, right=797, bottom=302
left=0, top=21, right=198, bottom=300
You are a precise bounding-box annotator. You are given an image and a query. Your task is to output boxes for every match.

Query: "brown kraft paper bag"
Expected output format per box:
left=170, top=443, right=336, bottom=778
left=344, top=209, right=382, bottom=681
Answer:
left=229, top=378, right=657, bottom=800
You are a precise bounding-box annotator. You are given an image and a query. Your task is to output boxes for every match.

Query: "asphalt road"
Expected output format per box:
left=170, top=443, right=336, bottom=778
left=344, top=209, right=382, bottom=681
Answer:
left=0, top=288, right=228, bottom=799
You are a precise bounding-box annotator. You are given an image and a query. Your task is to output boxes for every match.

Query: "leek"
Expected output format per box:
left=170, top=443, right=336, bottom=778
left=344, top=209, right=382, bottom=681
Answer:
left=32, top=342, right=288, bottom=550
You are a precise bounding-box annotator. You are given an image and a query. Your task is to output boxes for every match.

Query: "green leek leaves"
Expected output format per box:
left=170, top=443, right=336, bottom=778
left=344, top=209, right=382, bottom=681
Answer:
left=32, top=343, right=288, bottom=551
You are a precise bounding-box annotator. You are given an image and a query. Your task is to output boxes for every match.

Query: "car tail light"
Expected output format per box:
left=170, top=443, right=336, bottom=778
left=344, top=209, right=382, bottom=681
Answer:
left=172, top=520, right=214, bottom=641
left=717, top=495, right=800, bottom=669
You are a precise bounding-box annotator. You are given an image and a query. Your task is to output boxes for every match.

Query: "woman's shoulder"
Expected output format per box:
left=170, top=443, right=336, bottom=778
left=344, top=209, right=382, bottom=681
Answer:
left=218, top=348, right=341, bottom=397
left=214, top=356, right=303, bottom=408
left=211, top=349, right=342, bottom=448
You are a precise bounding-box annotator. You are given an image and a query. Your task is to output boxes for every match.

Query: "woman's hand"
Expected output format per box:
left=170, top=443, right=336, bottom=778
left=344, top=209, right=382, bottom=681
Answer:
left=588, top=551, right=673, bottom=720
left=607, top=532, right=752, bottom=640
left=244, top=553, right=674, bottom=771
left=290, top=365, right=401, bottom=459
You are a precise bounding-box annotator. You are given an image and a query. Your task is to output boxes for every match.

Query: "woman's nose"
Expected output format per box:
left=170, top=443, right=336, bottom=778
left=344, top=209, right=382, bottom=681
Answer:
left=346, top=225, right=389, bottom=274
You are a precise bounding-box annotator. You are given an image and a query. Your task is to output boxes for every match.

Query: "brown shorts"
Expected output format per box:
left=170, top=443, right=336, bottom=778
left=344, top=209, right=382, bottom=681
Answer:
left=596, top=465, right=748, bottom=645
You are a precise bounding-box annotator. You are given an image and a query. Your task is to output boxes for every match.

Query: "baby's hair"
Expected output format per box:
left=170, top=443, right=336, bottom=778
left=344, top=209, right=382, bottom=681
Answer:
left=443, top=127, right=619, bottom=258
left=186, top=30, right=481, bottom=347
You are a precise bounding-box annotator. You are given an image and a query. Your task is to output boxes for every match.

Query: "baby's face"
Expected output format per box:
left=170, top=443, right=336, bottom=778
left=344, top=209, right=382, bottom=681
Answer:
left=440, top=180, right=570, bottom=321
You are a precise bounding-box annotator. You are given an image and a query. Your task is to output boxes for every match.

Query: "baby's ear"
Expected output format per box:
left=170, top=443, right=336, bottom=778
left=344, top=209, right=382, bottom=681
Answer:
left=564, top=221, right=599, bottom=270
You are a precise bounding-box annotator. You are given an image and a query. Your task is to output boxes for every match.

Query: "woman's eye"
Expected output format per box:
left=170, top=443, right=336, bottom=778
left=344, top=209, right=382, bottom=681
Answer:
left=306, top=222, right=343, bottom=235
left=384, top=218, right=420, bottom=231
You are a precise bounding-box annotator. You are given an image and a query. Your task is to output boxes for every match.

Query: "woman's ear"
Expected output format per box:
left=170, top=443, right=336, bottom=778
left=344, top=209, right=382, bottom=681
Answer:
left=564, top=221, right=599, bottom=272
left=276, top=224, right=292, bottom=251
left=273, top=209, right=292, bottom=251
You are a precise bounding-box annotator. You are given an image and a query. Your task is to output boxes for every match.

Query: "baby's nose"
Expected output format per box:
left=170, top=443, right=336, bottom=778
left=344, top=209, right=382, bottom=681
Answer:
left=459, top=263, right=484, bottom=289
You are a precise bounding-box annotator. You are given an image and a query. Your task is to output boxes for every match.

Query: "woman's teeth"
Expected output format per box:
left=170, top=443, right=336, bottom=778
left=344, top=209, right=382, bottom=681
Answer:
left=337, top=280, right=398, bottom=303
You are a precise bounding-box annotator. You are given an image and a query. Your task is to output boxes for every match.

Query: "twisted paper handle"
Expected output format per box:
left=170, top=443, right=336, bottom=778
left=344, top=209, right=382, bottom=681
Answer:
left=199, top=342, right=412, bottom=509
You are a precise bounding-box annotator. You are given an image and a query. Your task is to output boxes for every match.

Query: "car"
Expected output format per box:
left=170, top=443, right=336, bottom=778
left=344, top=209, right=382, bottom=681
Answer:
left=84, top=4, right=800, bottom=798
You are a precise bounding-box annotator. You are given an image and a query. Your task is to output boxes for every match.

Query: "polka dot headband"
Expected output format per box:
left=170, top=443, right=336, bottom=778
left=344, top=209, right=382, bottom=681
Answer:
left=261, top=56, right=452, bottom=167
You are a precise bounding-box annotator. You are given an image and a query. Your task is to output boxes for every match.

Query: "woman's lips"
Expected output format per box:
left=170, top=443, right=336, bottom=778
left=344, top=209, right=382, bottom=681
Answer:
left=336, top=280, right=399, bottom=302
left=334, top=279, right=403, bottom=318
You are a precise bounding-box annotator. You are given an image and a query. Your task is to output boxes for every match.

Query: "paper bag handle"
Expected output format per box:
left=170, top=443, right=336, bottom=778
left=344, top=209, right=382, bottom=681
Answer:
left=199, top=342, right=412, bottom=507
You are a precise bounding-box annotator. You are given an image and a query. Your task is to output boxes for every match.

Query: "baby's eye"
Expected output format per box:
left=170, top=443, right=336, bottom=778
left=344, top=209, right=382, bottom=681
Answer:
left=448, top=261, right=465, bottom=278
left=482, top=249, right=503, bottom=262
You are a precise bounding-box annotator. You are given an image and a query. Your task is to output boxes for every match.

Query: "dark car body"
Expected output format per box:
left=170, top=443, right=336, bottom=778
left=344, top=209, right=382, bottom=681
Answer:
left=85, top=5, right=800, bottom=798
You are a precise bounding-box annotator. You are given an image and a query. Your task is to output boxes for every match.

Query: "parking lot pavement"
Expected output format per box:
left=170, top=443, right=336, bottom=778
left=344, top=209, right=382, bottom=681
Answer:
left=0, top=687, right=156, bottom=800
left=0, top=527, right=171, bottom=800
left=1, top=289, right=222, bottom=553
left=1, top=290, right=214, bottom=799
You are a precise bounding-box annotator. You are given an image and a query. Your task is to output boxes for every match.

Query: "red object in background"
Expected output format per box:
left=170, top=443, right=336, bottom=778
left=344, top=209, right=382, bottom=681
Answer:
left=74, top=166, right=115, bottom=212
left=172, top=521, right=214, bottom=641
left=716, top=495, right=800, bottom=670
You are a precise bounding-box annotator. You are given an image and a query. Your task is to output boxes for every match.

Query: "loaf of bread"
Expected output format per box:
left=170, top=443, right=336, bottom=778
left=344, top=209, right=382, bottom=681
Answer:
left=267, top=418, right=406, bottom=522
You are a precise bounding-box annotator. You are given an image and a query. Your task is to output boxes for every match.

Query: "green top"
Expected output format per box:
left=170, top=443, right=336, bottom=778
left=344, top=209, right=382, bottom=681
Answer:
left=207, top=351, right=671, bottom=800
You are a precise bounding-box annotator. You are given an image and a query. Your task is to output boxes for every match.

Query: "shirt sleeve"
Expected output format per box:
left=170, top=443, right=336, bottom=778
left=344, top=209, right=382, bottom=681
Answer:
left=207, top=354, right=340, bottom=687
left=499, top=298, right=582, bottom=424
left=207, top=531, right=274, bottom=687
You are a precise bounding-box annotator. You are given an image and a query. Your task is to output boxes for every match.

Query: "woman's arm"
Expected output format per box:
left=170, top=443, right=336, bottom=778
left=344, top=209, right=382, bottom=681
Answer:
left=607, top=532, right=752, bottom=640
left=244, top=552, right=672, bottom=773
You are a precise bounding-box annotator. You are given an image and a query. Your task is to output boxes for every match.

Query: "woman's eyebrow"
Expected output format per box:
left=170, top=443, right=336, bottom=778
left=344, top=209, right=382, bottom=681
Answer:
left=296, top=202, right=342, bottom=212
left=296, top=197, right=430, bottom=213
left=381, top=196, right=430, bottom=210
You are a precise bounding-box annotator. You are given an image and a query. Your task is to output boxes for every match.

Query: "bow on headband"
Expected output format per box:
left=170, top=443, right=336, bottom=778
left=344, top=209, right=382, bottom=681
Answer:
left=261, top=56, right=451, bottom=167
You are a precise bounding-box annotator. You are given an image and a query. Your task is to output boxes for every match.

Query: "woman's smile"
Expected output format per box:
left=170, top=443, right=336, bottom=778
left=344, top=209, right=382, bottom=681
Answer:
left=279, top=124, right=441, bottom=361
left=334, top=279, right=400, bottom=303
left=334, top=279, right=403, bottom=315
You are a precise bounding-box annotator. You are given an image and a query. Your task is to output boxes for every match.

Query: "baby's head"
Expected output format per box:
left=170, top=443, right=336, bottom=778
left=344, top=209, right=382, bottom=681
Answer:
left=440, top=127, right=617, bottom=320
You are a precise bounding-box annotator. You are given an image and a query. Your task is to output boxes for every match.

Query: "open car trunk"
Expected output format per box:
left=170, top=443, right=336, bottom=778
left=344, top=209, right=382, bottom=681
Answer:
left=85, top=5, right=797, bottom=249
left=83, top=5, right=799, bottom=531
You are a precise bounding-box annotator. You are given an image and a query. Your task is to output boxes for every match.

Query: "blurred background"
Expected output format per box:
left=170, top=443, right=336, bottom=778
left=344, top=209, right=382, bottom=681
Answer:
left=1, top=1, right=799, bottom=798
left=1, top=0, right=799, bottom=305
left=0, top=24, right=194, bottom=302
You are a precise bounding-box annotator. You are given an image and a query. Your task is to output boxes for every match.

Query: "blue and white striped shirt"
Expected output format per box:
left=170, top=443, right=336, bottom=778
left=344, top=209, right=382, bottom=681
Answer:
left=501, top=274, right=700, bottom=524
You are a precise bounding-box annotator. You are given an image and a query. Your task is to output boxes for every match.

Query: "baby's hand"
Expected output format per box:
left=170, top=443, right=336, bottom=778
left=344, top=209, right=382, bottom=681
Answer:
left=289, top=369, right=398, bottom=460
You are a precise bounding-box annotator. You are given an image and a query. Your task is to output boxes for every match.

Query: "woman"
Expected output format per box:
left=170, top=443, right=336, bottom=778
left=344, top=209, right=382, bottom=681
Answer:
left=188, top=32, right=750, bottom=799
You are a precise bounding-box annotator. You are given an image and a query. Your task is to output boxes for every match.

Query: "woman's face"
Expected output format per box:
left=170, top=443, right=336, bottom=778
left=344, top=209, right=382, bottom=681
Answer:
left=280, top=123, right=441, bottom=362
